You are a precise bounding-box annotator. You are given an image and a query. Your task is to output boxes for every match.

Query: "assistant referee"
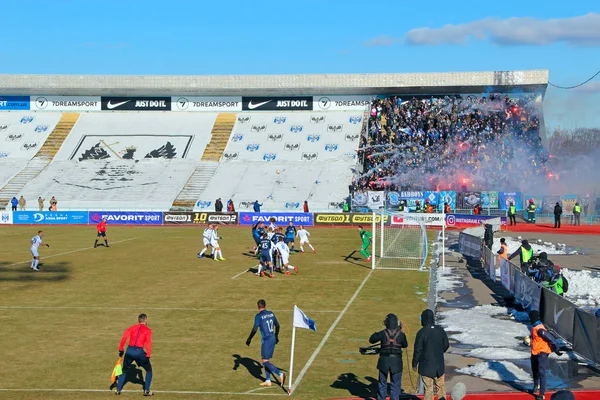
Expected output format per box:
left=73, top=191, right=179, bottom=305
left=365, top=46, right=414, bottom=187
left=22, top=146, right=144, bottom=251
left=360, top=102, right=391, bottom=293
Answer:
left=116, top=313, right=153, bottom=396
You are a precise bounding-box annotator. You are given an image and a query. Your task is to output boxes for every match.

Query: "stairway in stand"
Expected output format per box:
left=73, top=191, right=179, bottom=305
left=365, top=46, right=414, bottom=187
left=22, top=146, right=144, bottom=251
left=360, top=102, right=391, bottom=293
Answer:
left=0, top=113, right=80, bottom=208
left=170, top=113, right=237, bottom=210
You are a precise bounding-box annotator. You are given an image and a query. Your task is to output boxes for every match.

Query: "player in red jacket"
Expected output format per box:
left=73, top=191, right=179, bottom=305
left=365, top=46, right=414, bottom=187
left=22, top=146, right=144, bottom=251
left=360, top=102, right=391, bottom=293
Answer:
left=94, top=217, right=109, bottom=248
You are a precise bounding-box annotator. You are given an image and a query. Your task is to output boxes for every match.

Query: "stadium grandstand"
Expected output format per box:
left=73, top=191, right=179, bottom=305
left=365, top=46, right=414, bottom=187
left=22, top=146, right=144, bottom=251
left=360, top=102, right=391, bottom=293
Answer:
left=0, top=70, right=549, bottom=211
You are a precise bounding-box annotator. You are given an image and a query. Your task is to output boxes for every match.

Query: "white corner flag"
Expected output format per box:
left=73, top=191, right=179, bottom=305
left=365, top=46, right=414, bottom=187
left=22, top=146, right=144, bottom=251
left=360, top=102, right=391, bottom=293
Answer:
left=288, top=306, right=316, bottom=395
left=293, top=305, right=316, bottom=331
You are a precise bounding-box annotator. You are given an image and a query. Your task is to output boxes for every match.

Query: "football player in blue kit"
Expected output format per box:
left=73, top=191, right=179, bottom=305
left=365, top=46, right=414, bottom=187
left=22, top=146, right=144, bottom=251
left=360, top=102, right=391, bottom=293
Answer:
left=246, top=299, right=286, bottom=387
left=284, top=221, right=297, bottom=252
left=256, top=232, right=274, bottom=278
left=252, top=222, right=265, bottom=256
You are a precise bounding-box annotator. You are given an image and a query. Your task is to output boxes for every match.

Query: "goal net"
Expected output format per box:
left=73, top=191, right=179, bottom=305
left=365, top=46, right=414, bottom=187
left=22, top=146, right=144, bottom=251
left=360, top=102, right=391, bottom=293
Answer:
left=372, top=210, right=428, bottom=270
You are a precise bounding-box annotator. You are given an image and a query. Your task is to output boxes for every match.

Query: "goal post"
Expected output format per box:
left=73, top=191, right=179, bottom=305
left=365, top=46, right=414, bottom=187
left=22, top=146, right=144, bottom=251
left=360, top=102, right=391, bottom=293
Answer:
left=372, top=210, right=428, bottom=270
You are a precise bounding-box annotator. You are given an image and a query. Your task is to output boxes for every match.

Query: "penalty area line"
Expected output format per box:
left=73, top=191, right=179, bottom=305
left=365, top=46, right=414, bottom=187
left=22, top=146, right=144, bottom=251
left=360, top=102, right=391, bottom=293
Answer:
left=0, top=388, right=286, bottom=396
left=291, top=268, right=374, bottom=394
left=3, top=237, right=140, bottom=268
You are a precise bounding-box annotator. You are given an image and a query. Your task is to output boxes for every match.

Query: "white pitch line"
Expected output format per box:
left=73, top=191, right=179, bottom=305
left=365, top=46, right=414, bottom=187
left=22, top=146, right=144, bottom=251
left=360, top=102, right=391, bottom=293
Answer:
left=0, top=305, right=342, bottom=313
left=291, top=268, right=374, bottom=394
left=231, top=266, right=253, bottom=279
left=0, top=388, right=286, bottom=396
left=2, top=236, right=140, bottom=268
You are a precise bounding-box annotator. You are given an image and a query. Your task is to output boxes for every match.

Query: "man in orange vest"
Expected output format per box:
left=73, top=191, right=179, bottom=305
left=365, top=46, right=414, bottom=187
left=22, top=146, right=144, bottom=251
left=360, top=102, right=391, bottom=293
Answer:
left=528, top=310, right=561, bottom=400
left=496, top=238, right=508, bottom=263
left=444, top=202, right=451, bottom=214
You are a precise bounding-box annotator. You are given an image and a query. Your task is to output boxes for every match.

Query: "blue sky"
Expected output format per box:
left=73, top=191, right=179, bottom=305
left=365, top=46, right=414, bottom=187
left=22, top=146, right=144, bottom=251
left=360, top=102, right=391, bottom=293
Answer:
left=1, top=0, right=598, bottom=128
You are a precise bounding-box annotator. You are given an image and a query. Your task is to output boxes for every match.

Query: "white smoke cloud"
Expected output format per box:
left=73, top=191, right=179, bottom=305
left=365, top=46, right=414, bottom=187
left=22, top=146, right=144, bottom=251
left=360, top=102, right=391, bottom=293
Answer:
left=365, top=13, right=600, bottom=47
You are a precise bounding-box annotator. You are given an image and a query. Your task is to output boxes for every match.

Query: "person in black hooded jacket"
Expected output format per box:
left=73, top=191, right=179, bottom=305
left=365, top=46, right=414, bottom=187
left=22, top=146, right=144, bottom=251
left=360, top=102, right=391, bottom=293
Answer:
left=412, top=309, right=449, bottom=400
left=369, top=313, right=408, bottom=400
left=553, top=202, right=562, bottom=229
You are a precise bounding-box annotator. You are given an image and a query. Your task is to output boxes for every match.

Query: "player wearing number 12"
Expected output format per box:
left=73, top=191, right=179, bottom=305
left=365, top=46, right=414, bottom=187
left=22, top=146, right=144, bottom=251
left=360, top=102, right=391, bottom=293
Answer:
left=246, top=299, right=286, bottom=387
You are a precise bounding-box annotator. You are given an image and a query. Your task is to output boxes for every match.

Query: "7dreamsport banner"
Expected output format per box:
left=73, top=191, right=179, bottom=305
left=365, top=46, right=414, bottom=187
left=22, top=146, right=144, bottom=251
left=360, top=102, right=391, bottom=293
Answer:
left=88, top=211, right=162, bottom=225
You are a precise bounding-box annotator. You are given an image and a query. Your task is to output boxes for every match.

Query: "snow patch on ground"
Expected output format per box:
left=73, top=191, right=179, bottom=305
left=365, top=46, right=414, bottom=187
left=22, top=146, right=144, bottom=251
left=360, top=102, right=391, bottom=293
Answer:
left=457, top=361, right=533, bottom=383
left=465, top=348, right=530, bottom=360
left=562, top=268, right=600, bottom=307
left=492, top=237, right=566, bottom=256
left=439, top=305, right=529, bottom=348
left=437, top=267, right=462, bottom=292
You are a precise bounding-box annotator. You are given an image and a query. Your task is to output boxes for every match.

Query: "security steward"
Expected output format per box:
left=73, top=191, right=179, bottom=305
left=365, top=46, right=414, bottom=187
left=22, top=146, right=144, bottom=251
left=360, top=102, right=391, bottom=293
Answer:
left=369, top=313, right=408, bottom=400
left=414, top=200, right=422, bottom=213
left=573, top=202, right=582, bottom=225
left=527, top=199, right=537, bottom=224
left=528, top=310, right=561, bottom=400
left=509, top=239, right=533, bottom=275
left=496, top=238, right=508, bottom=263
left=508, top=202, right=517, bottom=226
left=398, top=200, right=406, bottom=212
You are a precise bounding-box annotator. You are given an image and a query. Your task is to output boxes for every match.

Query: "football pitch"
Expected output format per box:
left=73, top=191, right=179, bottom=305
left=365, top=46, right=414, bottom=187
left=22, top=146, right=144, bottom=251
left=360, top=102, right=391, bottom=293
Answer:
left=0, top=226, right=433, bottom=400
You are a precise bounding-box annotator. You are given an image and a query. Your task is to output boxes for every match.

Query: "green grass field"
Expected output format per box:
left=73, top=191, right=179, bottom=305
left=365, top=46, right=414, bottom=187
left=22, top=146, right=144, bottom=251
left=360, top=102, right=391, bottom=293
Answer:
left=0, top=225, right=433, bottom=400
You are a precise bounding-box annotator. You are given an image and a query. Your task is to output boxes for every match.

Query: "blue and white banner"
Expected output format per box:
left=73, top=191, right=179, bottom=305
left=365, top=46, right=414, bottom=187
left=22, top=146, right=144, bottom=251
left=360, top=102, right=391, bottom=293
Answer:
left=88, top=211, right=162, bottom=225
left=239, top=212, right=313, bottom=226
left=0, top=211, right=13, bottom=224
left=439, top=191, right=456, bottom=211
left=499, top=192, right=522, bottom=210
left=293, top=306, right=316, bottom=331
left=13, top=211, right=88, bottom=225
left=0, top=96, right=30, bottom=110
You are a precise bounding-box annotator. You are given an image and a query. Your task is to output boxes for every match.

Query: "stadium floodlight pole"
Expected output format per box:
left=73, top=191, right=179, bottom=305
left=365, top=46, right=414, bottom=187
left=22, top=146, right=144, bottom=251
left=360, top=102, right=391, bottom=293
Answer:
left=371, top=210, right=376, bottom=270
left=288, top=316, right=297, bottom=395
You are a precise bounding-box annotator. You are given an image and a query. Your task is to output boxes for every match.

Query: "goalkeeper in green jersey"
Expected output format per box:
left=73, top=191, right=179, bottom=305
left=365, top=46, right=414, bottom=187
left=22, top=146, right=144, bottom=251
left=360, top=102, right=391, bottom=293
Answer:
left=357, top=226, right=372, bottom=262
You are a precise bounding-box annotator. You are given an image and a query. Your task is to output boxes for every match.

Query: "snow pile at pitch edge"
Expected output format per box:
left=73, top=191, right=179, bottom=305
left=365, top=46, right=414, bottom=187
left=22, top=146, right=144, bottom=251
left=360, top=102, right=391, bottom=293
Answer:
left=439, top=305, right=529, bottom=348
left=562, top=268, right=600, bottom=306
left=457, top=361, right=533, bottom=383
left=437, top=267, right=462, bottom=293
left=465, top=347, right=530, bottom=360
left=491, top=237, right=566, bottom=256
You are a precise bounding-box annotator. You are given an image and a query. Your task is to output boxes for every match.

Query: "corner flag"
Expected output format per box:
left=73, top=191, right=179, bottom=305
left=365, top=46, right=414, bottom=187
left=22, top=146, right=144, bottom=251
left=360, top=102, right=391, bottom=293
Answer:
left=289, top=306, right=316, bottom=395
left=293, top=305, right=316, bottom=331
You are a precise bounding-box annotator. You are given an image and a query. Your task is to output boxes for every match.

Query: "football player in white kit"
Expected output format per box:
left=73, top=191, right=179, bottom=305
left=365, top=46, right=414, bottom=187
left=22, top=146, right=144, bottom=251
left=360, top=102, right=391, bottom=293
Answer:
left=30, top=230, right=50, bottom=271
left=198, top=224, right=214, bottom=259
left=296, top=225, right=315, bottom=253
left=275, top=236, right=297, bottom=275
left=211, top=225, right=225, bottom=261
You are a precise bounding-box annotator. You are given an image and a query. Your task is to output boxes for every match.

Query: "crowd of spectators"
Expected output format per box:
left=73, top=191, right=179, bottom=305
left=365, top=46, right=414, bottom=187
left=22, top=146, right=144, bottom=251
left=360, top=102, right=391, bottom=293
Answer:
left=352, top=94, right=549, bottom=192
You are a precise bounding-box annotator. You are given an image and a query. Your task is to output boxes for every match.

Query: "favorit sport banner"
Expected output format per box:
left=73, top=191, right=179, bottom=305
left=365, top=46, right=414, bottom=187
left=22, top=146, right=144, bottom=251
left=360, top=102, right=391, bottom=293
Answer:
left=88, top=211, right=163, bottom=225
left=239, top=212, right=313, bottom=226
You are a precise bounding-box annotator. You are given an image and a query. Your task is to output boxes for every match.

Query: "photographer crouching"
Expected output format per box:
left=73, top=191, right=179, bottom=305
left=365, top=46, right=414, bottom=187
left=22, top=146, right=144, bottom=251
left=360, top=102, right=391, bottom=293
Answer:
left=368, top=313, right=408, bottom=400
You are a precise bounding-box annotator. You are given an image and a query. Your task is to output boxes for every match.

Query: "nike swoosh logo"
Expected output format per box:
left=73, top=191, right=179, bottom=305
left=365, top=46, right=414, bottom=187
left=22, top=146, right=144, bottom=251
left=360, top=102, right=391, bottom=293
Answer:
left=554, top=305, right=565, bottom=324
left=248, top=100, right=271, bottom=110
left=107, top=100, right=130, bottom=109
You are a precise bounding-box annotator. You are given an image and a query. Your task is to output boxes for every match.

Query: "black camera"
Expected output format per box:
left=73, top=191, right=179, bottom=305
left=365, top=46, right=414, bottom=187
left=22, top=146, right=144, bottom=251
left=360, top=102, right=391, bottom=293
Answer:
left=359, top=345, right=380, bottom=355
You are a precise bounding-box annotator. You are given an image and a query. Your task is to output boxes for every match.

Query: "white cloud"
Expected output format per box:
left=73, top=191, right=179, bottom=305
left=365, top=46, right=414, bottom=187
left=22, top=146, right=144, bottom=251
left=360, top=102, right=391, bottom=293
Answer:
left=400, top=13, right=600, bottom=46
left=362, top=35, right=397, bottom=47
